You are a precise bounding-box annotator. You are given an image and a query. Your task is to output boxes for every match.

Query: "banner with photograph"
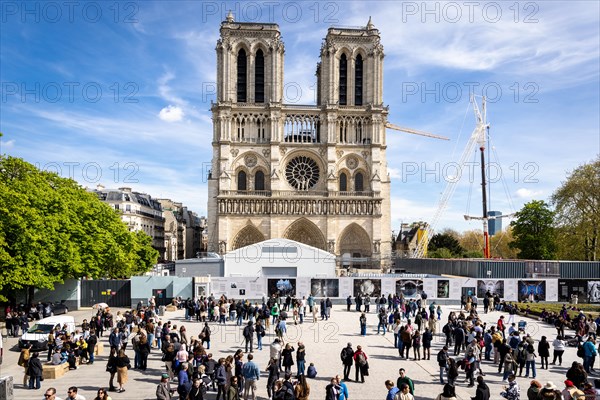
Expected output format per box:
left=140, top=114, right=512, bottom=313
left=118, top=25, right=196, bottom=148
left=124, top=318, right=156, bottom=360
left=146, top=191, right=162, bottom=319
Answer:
left=395, top=279, right=423, bottom=298
left=477, top=280, right=505, bottom=298
left=588, top=281, right=600, bottom=303
left=267, top=278, right=296, bottom=297
left=437, top=280, right=450, bottom=298
left=353, top=279, right=381, bottom=297
left=310, top=279, right=340, bottom=297
left=518, top=280, right=546, bottom=301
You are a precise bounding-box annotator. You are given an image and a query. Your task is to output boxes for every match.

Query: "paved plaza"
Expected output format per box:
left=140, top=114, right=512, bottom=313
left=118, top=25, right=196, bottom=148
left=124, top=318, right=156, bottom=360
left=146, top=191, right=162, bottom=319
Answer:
left=0, top=304, right=590, bottom=400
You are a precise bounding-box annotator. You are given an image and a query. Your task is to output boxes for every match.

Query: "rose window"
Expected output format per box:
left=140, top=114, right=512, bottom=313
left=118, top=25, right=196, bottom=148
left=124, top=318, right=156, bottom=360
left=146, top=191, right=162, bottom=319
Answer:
left=285, top=156, right=320, bottom=190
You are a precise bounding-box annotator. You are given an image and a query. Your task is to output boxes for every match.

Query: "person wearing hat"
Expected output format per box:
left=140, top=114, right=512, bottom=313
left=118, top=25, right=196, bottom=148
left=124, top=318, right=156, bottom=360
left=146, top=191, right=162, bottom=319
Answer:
left=561, top=380, right=585, bottom=400
left=156, top=373, right=175, bottom=400
left=537, top=382, right=562, bottom=399
left=526, top=380, right=542, bottom=400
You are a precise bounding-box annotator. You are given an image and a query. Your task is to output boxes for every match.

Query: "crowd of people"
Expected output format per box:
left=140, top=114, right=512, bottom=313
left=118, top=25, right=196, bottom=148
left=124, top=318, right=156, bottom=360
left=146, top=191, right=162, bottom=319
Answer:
left=7, top=290, right=600, bottom=399
left=376, top=291, right=600, bottom=400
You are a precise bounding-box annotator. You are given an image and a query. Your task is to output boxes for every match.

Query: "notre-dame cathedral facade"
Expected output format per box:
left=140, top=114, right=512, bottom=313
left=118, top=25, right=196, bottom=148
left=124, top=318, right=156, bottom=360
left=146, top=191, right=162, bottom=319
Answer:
left=207, top=13, right=391, bottom=271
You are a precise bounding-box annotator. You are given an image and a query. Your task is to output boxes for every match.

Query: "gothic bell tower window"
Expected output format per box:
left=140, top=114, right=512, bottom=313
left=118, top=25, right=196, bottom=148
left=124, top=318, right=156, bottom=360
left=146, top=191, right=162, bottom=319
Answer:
left=237, top=49, right=247, bottom=102
left=355, top=54, right=363, bottom=106
left=255, top=49, right=265, bottom=103
left=339, top=53, right=347, bottom=106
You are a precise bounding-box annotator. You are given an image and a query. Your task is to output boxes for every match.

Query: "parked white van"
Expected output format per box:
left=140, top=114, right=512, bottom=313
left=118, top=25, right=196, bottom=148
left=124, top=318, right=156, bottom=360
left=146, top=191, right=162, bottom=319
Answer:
left=18, top=315, right=76, bottom=351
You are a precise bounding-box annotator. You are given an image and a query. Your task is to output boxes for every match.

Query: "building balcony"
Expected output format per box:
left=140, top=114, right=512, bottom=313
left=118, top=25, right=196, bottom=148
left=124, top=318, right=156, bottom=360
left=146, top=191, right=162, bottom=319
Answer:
left=218, top=190, right=379, bottom=198
left=232, top=137, right=271, bottom=144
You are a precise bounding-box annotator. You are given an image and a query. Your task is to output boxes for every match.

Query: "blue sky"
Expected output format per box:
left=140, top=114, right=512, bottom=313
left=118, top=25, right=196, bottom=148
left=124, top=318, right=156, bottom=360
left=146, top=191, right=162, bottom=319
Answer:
left=1, top=1, right=599, bottom=235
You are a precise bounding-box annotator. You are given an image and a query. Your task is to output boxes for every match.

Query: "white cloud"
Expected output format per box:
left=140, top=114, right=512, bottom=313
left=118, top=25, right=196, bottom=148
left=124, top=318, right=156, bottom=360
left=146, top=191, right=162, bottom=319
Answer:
left=388, top=167, right=402, bottom=179
left=158, top=105, right=185, bottom=122
left=1, top=139, right=15, bottom=150
left=515, top=188, right=544, bottom=199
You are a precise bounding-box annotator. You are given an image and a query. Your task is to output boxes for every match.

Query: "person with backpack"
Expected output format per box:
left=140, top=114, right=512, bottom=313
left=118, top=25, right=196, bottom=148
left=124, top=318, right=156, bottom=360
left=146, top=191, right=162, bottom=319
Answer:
left=443, top=322, right=453, bottom=348
left=401, top=324, right=412, bottom=359
left=359, top=313, right=367, bottom=336
left=280, top=373, right=296, bottom=400
left=353, top=345, right=367, bottom=383
left=582, top=336, right=597, bottom=373
left=412, top=331, right=422, bottom=360
left=516, top=342, right=527, bottom=377
left=340, top=343, right=354, bottom=381
left=525, top=344, right=537, bottom=378
left=243, top=322, right=255, bottom=353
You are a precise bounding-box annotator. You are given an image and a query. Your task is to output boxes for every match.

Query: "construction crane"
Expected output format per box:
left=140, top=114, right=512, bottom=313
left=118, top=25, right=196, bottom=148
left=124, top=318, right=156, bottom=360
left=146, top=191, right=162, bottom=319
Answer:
left=386, top=122, right=450, bottom=141
left=413, top=95, right=489, bottom=258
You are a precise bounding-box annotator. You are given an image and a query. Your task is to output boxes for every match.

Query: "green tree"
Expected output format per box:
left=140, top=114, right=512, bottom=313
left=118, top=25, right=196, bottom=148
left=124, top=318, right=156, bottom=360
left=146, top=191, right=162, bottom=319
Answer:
left=551, top=157, right=600, bottom=261
left=428, top=247, right=454, bottom=259
left=509, top=200, right=557, bottom=260
left=428, top=229, right=464, bottom=257
left=0, top=156, right=158, bottom=302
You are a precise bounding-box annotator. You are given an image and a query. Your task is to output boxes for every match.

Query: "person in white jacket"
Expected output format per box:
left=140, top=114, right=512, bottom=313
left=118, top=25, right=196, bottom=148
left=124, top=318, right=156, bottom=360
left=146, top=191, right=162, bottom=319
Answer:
left=552, top=336, right=566, bottom=366
left=270, top=338, right=282, bottom=372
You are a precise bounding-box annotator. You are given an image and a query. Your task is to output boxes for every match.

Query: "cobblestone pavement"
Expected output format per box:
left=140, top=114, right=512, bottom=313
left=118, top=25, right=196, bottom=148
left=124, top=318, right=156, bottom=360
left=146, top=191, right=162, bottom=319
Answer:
left=0, top=304, right=586, bottom=399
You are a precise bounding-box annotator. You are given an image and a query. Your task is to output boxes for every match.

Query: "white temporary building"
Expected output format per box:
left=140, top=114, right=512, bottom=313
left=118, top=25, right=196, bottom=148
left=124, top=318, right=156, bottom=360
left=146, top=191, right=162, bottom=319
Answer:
left=223, top=238, right=336, bottom=277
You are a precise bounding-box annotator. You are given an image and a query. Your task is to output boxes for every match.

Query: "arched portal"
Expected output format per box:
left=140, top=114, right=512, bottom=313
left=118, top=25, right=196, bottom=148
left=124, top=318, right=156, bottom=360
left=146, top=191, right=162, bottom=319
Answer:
left=232, top=225, right=265, bottom=250
left=283, top=218, right=327, bottom=250
left=338, top=223, right=372, bottom=257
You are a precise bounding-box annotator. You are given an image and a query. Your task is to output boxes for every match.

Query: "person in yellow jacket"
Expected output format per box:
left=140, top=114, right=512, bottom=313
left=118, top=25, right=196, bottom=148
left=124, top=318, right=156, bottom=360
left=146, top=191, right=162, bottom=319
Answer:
left=76, top=336, right=89, bottom=363
left=491, top=329, right=503, bottom=364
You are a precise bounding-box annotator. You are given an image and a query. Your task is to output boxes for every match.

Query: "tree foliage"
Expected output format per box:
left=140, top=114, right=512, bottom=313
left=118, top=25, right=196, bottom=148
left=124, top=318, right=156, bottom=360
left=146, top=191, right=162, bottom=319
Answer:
left=509, top=200, right=557, bottom=260
left=551, top=157, right=600, bottom=261
left=489, top=227, right=518, bottom=259
left=0, top=156, right=158, bottom=301
left=428, top=230, right=464, bottom=258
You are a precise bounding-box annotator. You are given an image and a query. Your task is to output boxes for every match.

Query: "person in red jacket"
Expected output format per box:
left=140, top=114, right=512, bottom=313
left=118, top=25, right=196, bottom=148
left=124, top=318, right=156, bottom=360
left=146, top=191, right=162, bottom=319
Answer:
left=353, top=345, right=368, bottom=383
left=497, top=316, right=506, bottom=337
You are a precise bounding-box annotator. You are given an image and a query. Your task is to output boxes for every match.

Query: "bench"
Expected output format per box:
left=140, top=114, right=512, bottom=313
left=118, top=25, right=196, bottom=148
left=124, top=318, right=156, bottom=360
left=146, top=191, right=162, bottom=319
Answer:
left=42, top=363, right=68, bottom=379
left=165, top=305, right=177, bottom=312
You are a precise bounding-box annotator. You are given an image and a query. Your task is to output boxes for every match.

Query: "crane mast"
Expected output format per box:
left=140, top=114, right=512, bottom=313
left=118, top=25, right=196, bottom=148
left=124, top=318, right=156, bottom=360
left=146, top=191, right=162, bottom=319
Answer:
left=413, top=95, right=489, bottom=258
